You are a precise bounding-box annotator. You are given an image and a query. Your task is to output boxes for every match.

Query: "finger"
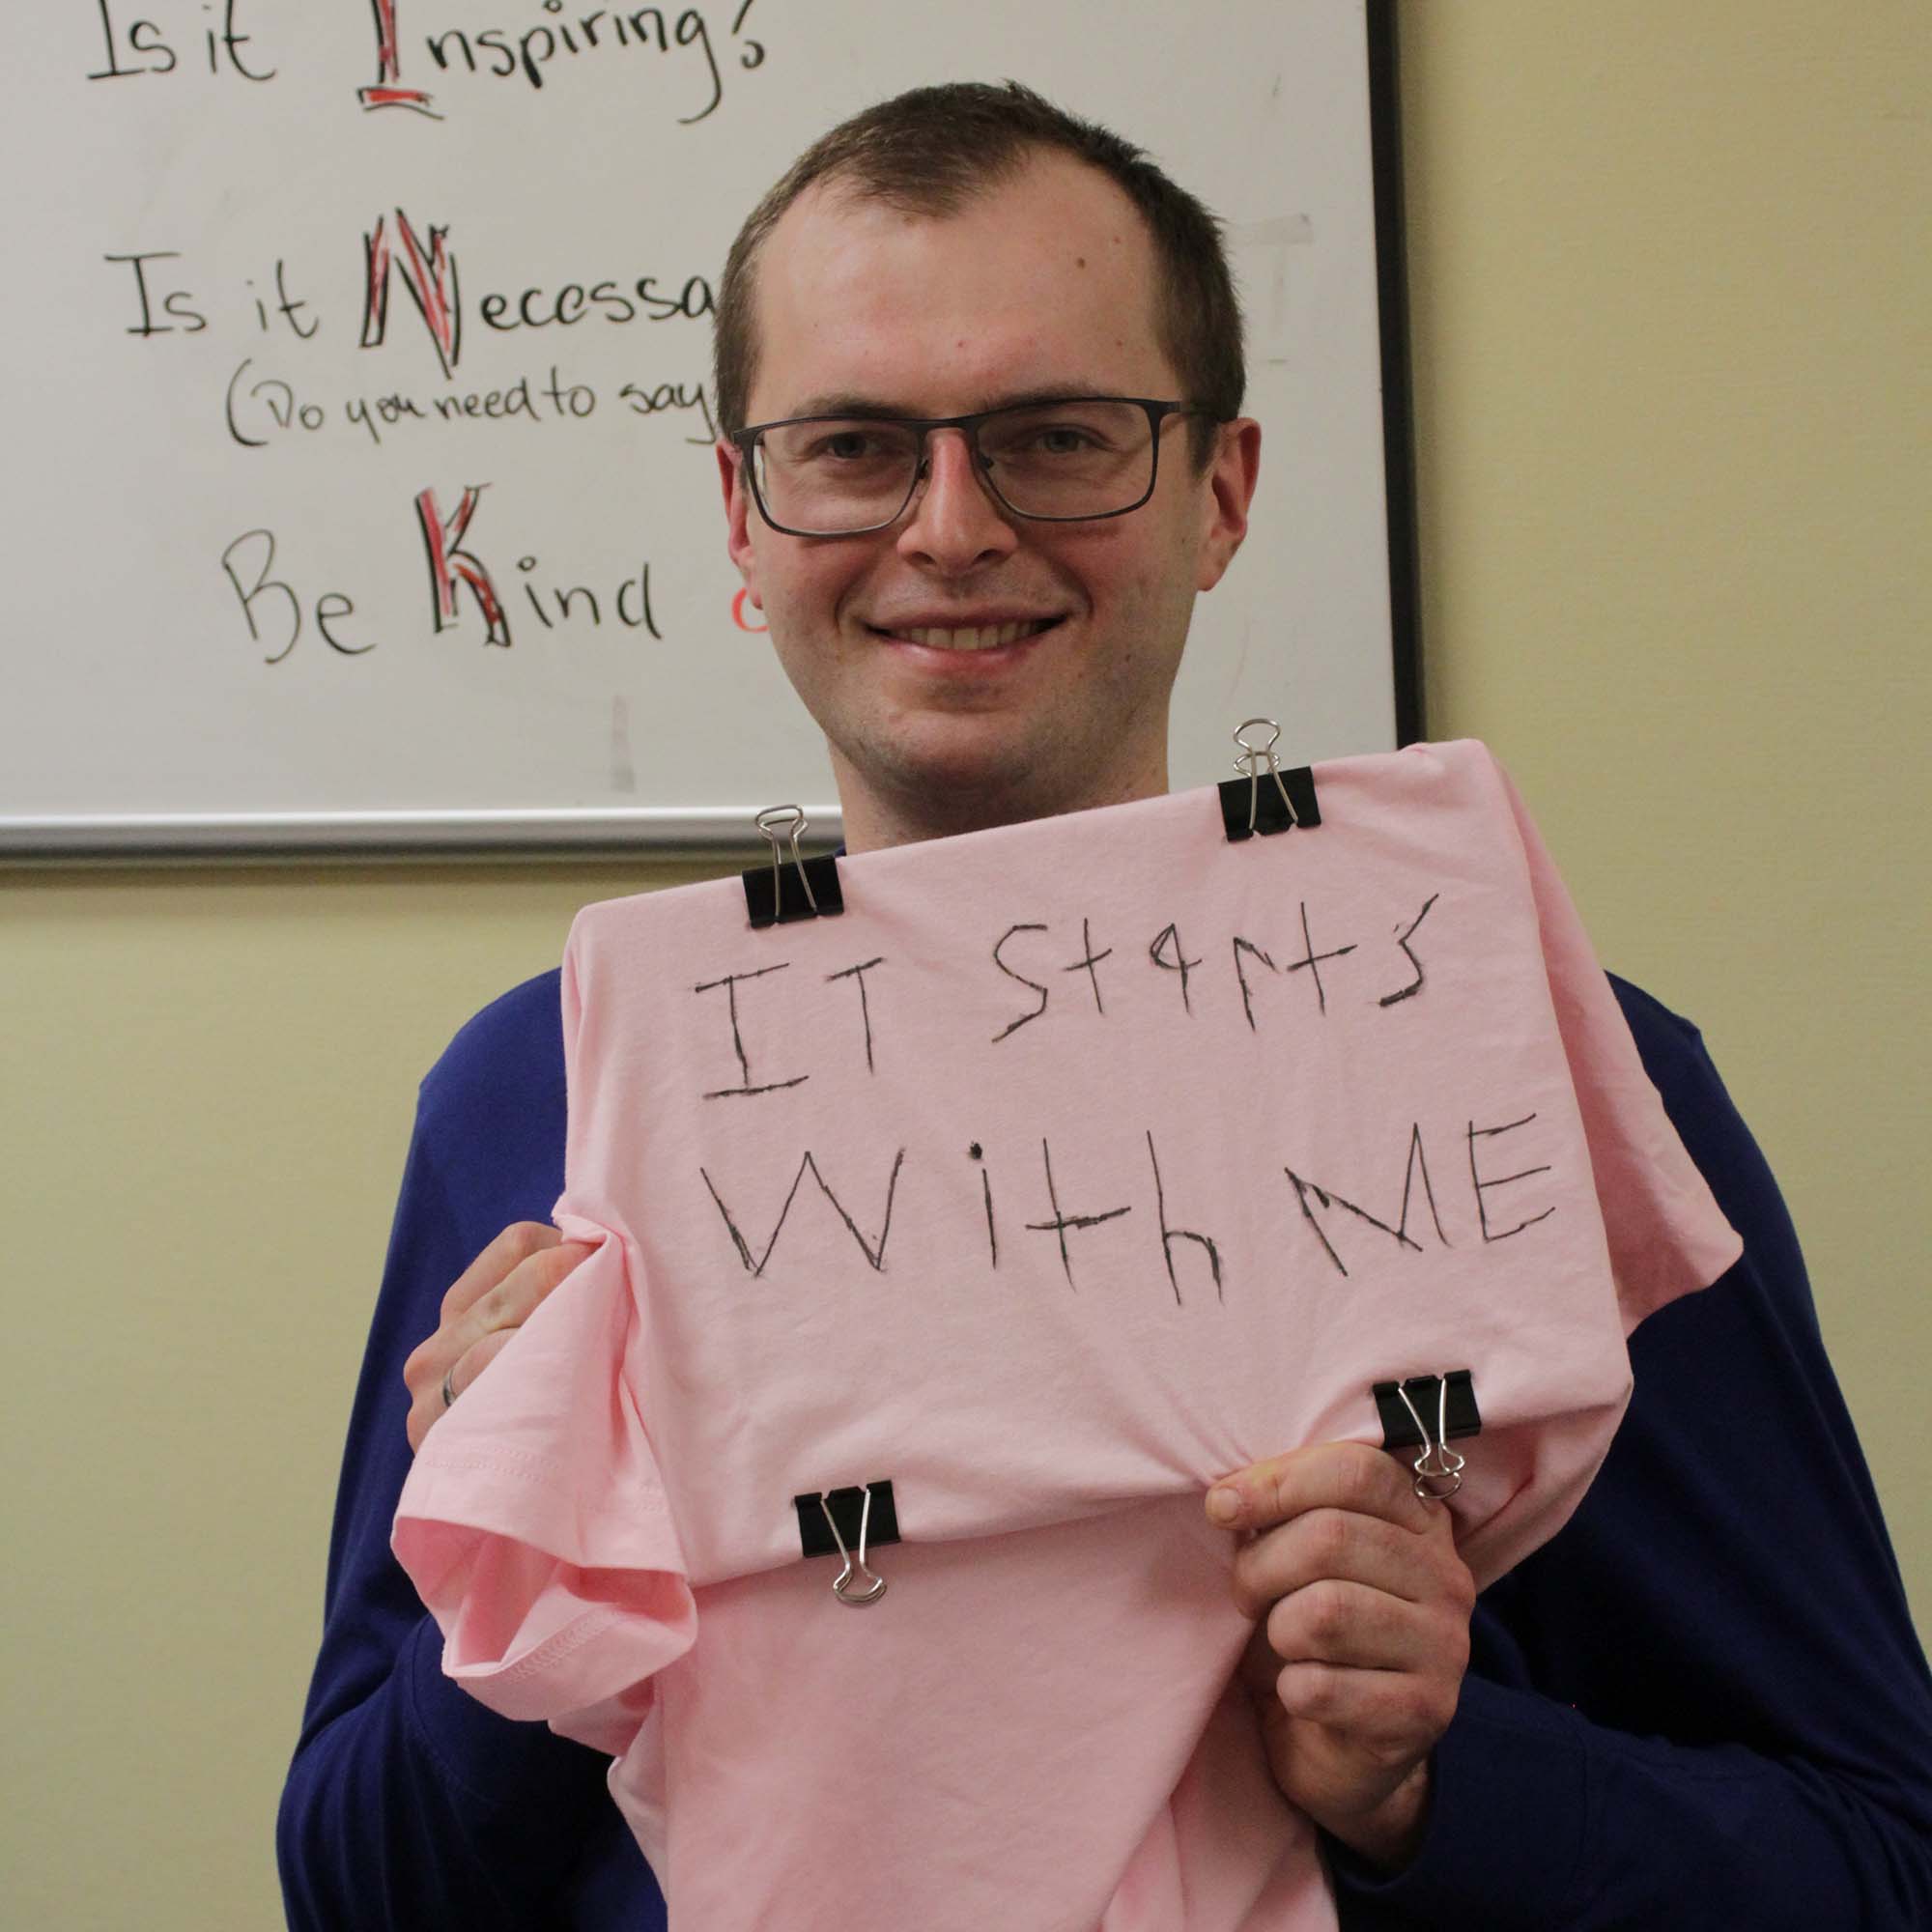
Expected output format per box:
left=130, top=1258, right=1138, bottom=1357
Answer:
left=443, top=1326, right=517, bottom=1406
left=405, top=1370, right=444, bottom=1455
left=1230, top=1505, right=1458, bottom=1620
left=440, top=1221, right=570, bottom=1321
left=439, top=1234, right=593, bottom=1363
left=406, top=1223, right=574, bottom=1392
left=403, top=1227, right=593, bottom=1452
left=1208, top=1439, right=1439, bottom=1538
left=406, top=1314, right=532, bottom=1453
left=1269, top=1656, right=1462, bottom=1750
left=1262, top=1577, right=1463, bottom=1678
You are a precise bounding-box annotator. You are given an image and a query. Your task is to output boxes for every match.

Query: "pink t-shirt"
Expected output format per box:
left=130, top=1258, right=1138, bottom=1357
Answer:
left=394, top=740, right=1740, bottom=1929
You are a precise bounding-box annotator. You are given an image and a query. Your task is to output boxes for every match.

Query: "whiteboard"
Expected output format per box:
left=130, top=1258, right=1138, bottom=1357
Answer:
left=3, top=1, right=1409, bottom=858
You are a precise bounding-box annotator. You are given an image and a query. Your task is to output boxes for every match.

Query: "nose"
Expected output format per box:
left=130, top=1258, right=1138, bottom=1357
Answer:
left=895, top=427, right=1019, bottom=573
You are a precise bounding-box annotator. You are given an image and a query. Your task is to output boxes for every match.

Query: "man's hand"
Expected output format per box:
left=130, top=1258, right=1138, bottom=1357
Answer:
left=402, top=1223, right=592, bottom=1452
left=1207, top=1441, right=1476, bottom=1870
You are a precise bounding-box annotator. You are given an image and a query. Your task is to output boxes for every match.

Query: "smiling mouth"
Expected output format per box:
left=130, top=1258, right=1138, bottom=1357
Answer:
left=872, top=617, right=1064, bottom=652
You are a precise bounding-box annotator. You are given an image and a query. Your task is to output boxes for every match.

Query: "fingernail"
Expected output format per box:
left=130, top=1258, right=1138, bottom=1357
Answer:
left=1208, top=1487, right=1240, bottom=1524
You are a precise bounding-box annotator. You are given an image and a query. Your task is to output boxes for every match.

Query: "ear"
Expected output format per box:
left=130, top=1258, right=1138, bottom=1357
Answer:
left=718, top=439, right=763, bottom=611
left=1194, top=417, right=1262, bottom=594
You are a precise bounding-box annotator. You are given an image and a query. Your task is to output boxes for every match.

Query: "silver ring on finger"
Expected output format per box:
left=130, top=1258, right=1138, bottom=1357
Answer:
left=440, top=1365, right=458, bottom=1410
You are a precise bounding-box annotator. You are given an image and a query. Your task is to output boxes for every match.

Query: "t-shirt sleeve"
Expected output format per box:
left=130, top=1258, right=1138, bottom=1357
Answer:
left=390, top=1220, right=695, bottom=1759
left=391, top=934, right=696, bottom=1763
left=1492, top=750, right=1743, bottom=1328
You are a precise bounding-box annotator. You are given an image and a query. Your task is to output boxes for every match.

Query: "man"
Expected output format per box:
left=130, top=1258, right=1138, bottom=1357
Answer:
left=279, top=84, right=1932, bottom=1929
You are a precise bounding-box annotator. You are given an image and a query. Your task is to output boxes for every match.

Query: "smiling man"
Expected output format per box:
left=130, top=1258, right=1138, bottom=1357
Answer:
left=279, top=82, right=1932, bottom=1932
left=713, top=137, right=1258, bottom=848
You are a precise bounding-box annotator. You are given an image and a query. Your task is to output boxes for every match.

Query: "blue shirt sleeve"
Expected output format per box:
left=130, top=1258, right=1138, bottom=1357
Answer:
left=1330, top=976, right=1932, bottom=1928
left=275, top=971, right=662, bottom=1931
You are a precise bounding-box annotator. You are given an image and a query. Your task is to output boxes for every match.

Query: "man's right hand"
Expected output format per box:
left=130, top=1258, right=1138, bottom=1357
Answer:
left=402, top=1223, right=594, bottom=1452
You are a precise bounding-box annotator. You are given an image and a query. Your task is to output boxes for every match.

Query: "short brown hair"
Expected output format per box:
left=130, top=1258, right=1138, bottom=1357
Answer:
left=713, top=81, right=1244, bottom=469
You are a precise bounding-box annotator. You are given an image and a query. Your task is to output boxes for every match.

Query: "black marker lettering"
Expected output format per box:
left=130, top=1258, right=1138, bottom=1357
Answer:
left=219, top=529, right=299, bottom=664
left=970, top=1142, right=997, bottom=1267
left=674, top=8, right=723, bottom=125
left=1283, top=900, right=1356, bottom=1015
left=700, top=1148, right=906, bottom=1277
left=89, top=1, right=135, bottom=77
left=521, top=581, right=556, bottom=630
left=128, top=15, right=176, bottom=71
left=212, top=0, right=274, bottom=80
left=272, top=259, right=318, bottom=340
left=1285, top=1124, right=1448, bottom=1279
left=1061, top=917, right=1113, bottom=1015
left=732, top=0, right=764, bottom=70
left=316, top=591, right=374, bottom=656
left=1468, top=1113, right=1556, bottom=1241
left=89, top=2, right=178, bottom=78
left=1397, top=1122, right=1449, bottom=1247
left=1378, top=894, right=1439, bottom=1008
left=1147, top=1131, right=1222, bottom=1306
left=694, top=962, right=809, bottom=1098
left=161, top=288, right=208, bottom=331
left=1024, top=1138, right=1131, bottom=1292
left=613, top=562, right=662, bottom=637
left=825, top=956, right=886, bottom=1074
left=427, top=28, right=477, bottom=72
left=991, top=923, right=1050, bottom=1042
left=1285, top=1172, right=1412, bottom=1279
left=105, top=252, right=182, bottom=336
left=1148, top=923, right=1201, bottom=1013
left=1232, top=936, right=1278, bottom=1033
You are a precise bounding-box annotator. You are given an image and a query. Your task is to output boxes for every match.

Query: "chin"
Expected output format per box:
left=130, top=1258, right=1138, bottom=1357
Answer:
left=858, top=728, right=1061, bottom=823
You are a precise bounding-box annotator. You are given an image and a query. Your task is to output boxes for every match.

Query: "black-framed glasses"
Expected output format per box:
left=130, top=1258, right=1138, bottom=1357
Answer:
left=730, top=397, right=1218, bottom=538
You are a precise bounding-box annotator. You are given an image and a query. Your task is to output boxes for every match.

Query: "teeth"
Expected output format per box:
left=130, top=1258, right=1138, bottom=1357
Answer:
left=900, top=619, right=1051, bottom=650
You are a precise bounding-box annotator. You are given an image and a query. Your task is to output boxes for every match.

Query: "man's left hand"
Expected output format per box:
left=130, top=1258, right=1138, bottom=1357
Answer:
left=1207, top=1440, right=1477, bottom=1870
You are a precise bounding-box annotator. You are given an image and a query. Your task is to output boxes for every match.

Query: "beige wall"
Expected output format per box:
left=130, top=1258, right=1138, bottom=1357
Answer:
left=5, top=6, right=1924, bottom=1926
left=1395, top=0, right=1927, bottom=1626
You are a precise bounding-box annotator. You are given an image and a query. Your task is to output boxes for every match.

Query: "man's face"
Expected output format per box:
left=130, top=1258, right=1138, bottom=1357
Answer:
left=720, top=151, right=1260, bottom=845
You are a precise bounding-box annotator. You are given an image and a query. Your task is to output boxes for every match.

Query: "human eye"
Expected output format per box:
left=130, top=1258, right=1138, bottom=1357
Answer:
left=987, top=402, right=1136, bottom=461
left=796, top=422, right=910, bottom=466
left=1030, top=422, right=1103, bottom=456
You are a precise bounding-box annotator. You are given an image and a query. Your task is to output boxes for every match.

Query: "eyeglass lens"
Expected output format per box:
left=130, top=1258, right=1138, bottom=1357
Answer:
left=752, top=400, right=1160, bottom=534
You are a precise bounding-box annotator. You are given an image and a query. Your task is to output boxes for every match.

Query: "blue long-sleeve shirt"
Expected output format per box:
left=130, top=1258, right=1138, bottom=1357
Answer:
left=278, top=971, right=1932, bottom=1928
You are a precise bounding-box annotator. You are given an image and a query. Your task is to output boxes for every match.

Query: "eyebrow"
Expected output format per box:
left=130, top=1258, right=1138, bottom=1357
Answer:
left=774, top=384, right=1132, bottom=422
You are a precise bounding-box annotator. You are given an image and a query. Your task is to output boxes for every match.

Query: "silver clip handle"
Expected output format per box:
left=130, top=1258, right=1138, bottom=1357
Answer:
left=1232, top=717, right=1296, bottom=835
left=754, top=803, right=819, bottom=914
left=819, top=1487, right=888, bottom=1606
left=1395, top=1376, right=1466, bottom=1503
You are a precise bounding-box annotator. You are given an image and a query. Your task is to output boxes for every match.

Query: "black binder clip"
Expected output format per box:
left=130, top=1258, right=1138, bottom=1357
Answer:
left=1373, top=1371, right=1479, bottom=1502
left=1218, top=718, right=1320, bottom=840
left=743, top=805, right=843, bottom=928
left=794, top=1481, right=897, bottom=1606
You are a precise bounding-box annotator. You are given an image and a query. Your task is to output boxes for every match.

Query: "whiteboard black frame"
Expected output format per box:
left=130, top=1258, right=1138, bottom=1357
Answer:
left=7, top=1, right=1422, bottom=866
